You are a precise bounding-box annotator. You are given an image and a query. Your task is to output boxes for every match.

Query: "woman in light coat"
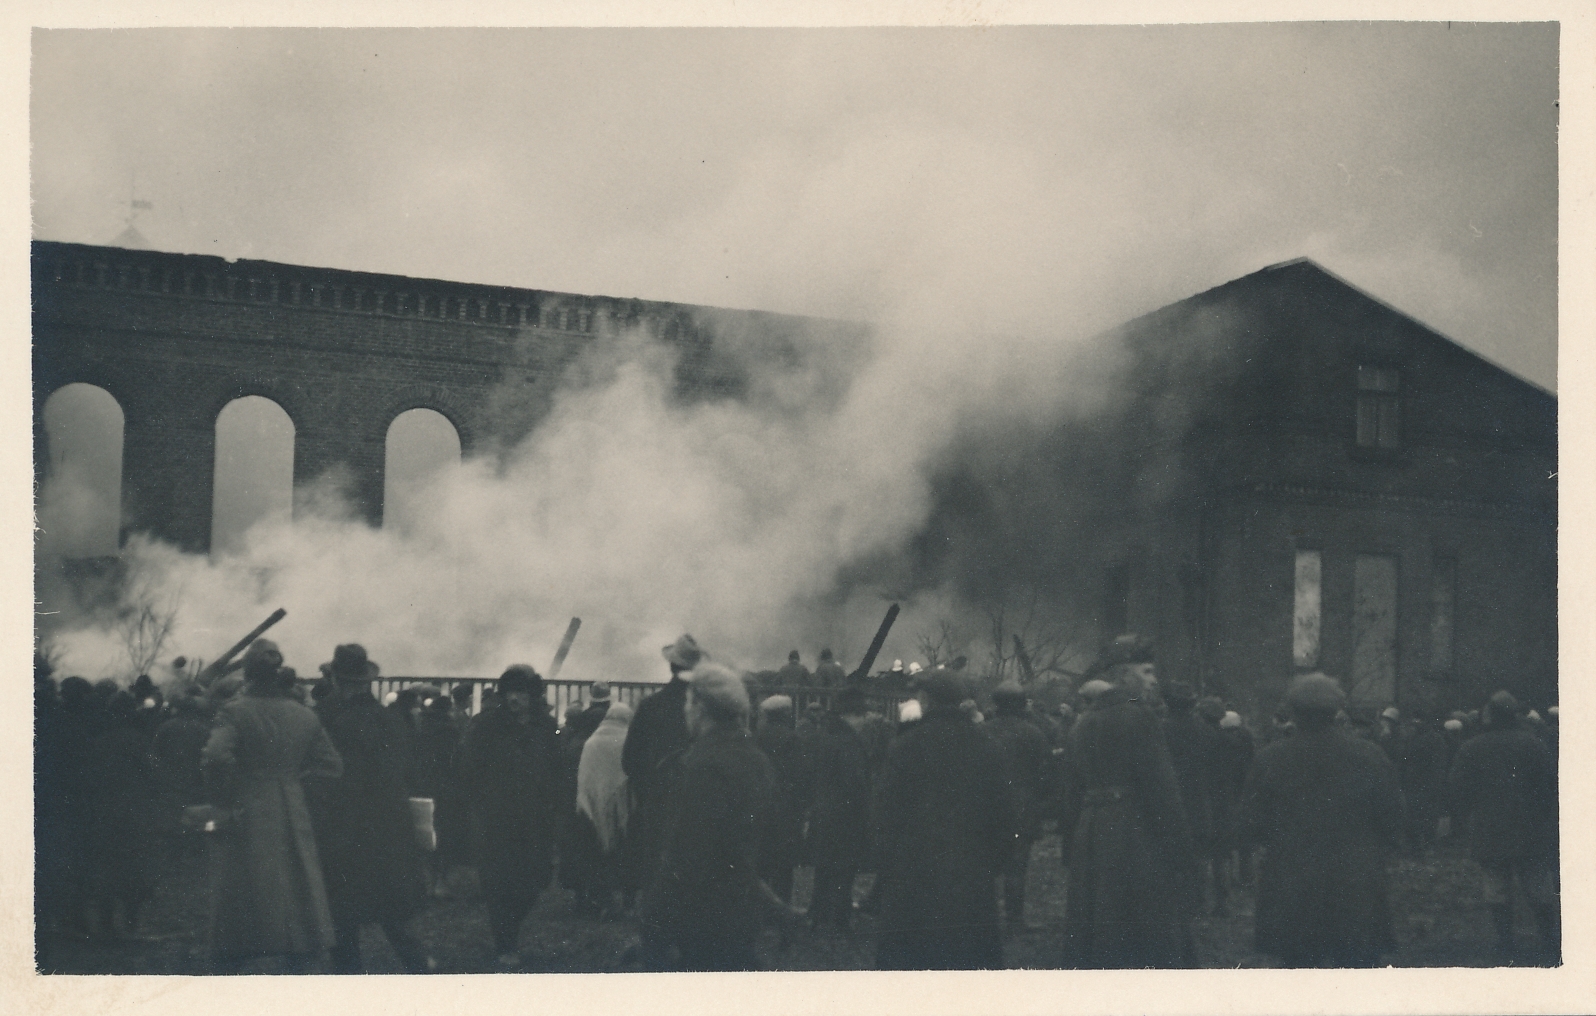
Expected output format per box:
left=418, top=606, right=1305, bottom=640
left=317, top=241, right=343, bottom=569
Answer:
left=573, top=702, right=633, bottom=914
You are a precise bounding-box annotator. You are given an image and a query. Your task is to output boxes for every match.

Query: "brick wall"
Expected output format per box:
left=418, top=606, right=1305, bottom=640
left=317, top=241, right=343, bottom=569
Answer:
left=33, top=240, right=863, bottom=552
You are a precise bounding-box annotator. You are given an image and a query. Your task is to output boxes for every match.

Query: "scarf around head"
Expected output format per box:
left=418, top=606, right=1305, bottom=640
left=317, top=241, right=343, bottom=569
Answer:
left=576, top=702, right=633, bottom=853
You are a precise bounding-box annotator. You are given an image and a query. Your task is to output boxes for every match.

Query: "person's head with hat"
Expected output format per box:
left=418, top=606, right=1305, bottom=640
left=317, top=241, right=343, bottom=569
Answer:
left=1077, top=678, right=1114, bottom=710
left=662, top=633, right=706, bottom=680
left=787, top=650, right=801, bottom=664
left=1220, top=710, right=1243, bottom=730
left=242, top=638, right=287, bottom=693
left=1196, top=695, right=1226, bottom=726
left=759, top=693, right=795, bottom=729
left=498, top=664, right=545, bottom=724
left=1482, top=689, right=1522, bottom=731
left=992, top=680, right=1028, bottom=716
left=685, top=661, right=750, bottom=737
left=1285, top=672, right=1346, bottom=733
left=1092, top=633, right=1158, bottom=699
left=589, top=681, right=611, bottom=705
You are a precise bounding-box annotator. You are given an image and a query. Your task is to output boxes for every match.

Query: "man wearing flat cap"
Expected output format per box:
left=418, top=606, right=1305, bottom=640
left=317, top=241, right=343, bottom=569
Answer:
left=754, top=695, right=811, bottom=911
left=623, top=635, right=706, bottom=953
left=1448, top=689, right=1559, bottom=959
left=646, top=663, right=797, bottom=969
left=1240, top=672, right=1404, bottom=967
left=874, top=669, right=1015, bottom=969
left=984, top=681, right=1051, bottom=933
left=1059, top=635, right=1194, bottom=968
left=459, top=664, right=559, bottom=967
left=805, top=685, right=874, bottom=935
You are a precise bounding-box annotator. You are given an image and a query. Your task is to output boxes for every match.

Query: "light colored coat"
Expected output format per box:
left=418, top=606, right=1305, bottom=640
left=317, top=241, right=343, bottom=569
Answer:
left=576, top=702, right=632, bottom=854
left=201, top=689, right=343, bottom=960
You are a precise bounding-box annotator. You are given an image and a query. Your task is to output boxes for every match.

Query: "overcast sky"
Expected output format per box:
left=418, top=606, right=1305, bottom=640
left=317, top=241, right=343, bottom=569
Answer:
left=32, top=23, right=1558, bottom=389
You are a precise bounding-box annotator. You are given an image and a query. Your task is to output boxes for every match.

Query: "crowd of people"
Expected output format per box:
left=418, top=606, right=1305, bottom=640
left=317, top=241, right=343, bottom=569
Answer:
left=33, top=630, right=1560, bottom=973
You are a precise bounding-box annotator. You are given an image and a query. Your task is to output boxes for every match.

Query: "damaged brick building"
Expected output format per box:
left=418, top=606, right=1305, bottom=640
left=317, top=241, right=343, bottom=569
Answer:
left=33, top=242, right=1556, bottom=715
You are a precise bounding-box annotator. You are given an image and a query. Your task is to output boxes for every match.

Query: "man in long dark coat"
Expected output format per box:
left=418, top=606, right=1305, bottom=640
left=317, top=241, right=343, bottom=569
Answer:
left=648, top=663, right=797, bottom=970
left=874, top=670, right=1014, bottom=970
left=622, top=634, right=703, bottom=899
left=308, top=644, right=433, bottom=973
left=1059, top=637, right=1195, bottom=969
left=459, top=664, right=560, bottom=967
left=754, top=695, right=812, bottom=908
left=806, top=686, right=874, bottom=933
left=1160, top=681, right=1218, bottom=923
left=1400, top=712, right=1449, bottom=854
left=1241, top=673, right=1405, bottom=968
left=557, top=683, right=612, bottom=914
left=984, top=681, right=1051, bottom=932
left=1448, top=689, right=1559, bottom=959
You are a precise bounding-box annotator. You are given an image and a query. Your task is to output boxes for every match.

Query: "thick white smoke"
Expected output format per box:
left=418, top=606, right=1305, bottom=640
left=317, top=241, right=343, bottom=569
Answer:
left=36, top=124, right=1325, bottom=686
left=35, top=308, right=1084, bottom=685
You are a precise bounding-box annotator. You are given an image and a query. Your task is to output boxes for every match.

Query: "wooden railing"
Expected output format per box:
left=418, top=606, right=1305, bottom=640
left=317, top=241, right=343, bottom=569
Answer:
left=368, top=677, right=914, bottom=725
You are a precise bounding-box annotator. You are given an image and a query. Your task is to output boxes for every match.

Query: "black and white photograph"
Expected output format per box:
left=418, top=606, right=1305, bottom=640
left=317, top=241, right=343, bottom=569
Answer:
left=14, top=2, right=1593, bottom=1011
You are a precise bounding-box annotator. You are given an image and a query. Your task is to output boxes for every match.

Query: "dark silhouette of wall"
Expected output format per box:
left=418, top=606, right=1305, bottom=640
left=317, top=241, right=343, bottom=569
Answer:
left=33, top=240, right=853, bottom=553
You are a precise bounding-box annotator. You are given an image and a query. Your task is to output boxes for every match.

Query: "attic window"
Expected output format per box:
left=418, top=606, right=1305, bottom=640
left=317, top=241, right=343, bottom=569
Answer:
left=1356, top=366, right=1400, bottom=449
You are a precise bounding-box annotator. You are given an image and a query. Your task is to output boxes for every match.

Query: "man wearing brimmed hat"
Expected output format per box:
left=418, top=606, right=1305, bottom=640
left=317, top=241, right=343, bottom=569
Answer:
left=1448, top=689, right=1559, bottom=959
left=459, top=664, right=559, bottom=967
left=1058, top=635, right=1193, bottom=969
left=622, top=635, right=706, bottom=949
left=1240, top=673, right=1404, bottom=967
left=308, top=644, right=434, bottom=973
left=874, top=668, right=1014, bottom=969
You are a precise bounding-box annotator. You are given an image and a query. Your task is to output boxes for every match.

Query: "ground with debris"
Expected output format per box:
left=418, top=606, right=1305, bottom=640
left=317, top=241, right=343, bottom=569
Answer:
left=39, top=833, right=1554, bottom=974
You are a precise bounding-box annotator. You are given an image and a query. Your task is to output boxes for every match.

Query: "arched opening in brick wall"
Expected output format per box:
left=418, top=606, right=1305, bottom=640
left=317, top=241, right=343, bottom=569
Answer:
left=39, top=383, right=124, bottom=558
left=383, top=408, right=462, bottom=535
left=211, top=396, right=295, bottom=556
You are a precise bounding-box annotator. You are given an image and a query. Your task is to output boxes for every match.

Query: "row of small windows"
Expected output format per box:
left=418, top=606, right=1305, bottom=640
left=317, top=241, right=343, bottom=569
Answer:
left=45, top=259, right=597, bottom=332
left=39, top=385, right=461, bottom=559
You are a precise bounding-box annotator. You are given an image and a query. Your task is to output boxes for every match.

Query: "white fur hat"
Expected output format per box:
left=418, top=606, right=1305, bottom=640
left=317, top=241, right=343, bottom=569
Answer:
left=1220, top=711, right=1242, bottom=729
left=897, top=698, right=923, bottom=723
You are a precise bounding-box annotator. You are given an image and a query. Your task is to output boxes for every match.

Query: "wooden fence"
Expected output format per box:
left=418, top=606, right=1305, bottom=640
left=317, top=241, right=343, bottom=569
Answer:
left=368, top=676, right=913, bottom=724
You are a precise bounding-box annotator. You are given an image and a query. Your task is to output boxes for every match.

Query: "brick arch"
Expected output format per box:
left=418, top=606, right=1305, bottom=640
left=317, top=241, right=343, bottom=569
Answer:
left=376, top=385, right=475, bottom=456
left=201, top=376, right=309, bottom=434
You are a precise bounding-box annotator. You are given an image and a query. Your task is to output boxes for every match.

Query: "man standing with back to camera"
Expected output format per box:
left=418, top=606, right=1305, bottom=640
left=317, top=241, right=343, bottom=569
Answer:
left=458, top=664, right=559, bottom=968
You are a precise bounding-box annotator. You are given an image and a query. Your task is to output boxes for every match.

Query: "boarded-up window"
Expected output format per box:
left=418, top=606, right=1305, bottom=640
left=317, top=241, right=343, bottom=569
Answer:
left=1431, top=554, right=1456, bottom=674
left=1356, top=366, right=1401, bottom=449
left=1352, top=554, right=1398, bottom=703
left=1293, top=550, right=1322, bottom=668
